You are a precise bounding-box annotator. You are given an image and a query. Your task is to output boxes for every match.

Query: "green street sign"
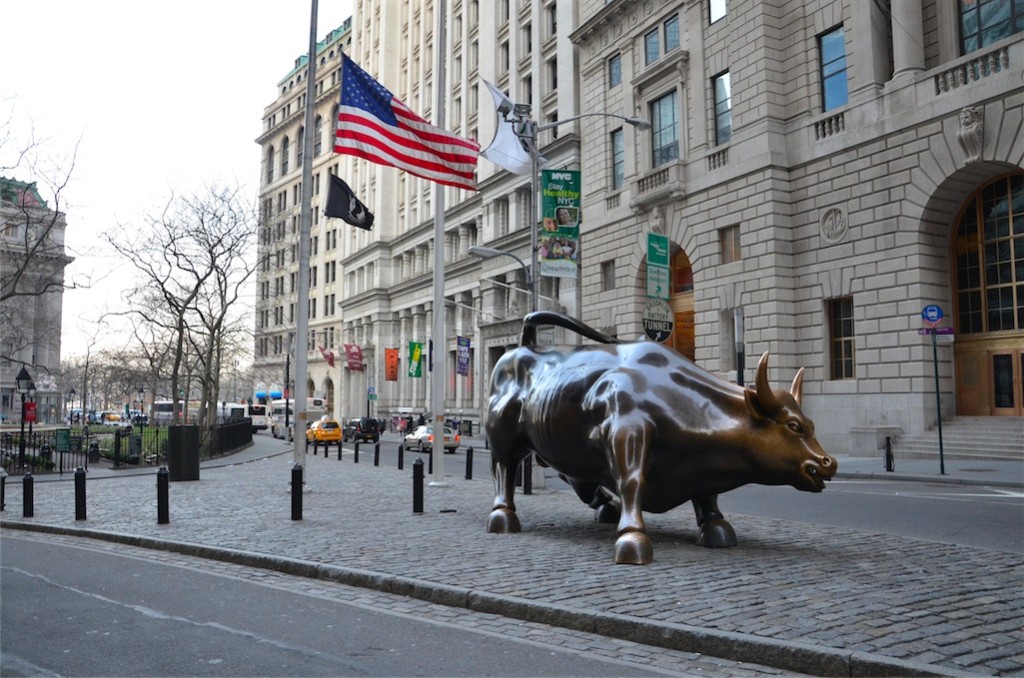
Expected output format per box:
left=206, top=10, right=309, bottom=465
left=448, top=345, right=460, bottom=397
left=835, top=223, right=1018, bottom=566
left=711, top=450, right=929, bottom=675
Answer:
left=648, top=232, right=670, bottom=268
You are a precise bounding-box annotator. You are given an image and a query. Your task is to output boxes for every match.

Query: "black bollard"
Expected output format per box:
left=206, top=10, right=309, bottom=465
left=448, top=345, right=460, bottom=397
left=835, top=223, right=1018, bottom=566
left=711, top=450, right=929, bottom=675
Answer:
left=312, top=439, right=319, bottom=456
left=523, top=454, right=533, bottom=495
left=373, top=442, right=380, bottom=466
left=353, top=442, right=360, bottom=464
left=0, top=469, right=6, bottom=511
left=75, top=467, right=86, bottom=521
left=291, top=463, right=303, bottom=520
left=157, top=466, right=169, bottom=524
left=465, top=446, right=474, bottom=480
left=412, top=457, right=424, bottom=514
left=398, top=443, right=404, bottom=470
left=336, top=441, right=342, bottom=461
left=884, top=436, right=895, bottom=472
left=22, top=472, right=33, bottom=518
left=428, top=449, right=433, bottom=475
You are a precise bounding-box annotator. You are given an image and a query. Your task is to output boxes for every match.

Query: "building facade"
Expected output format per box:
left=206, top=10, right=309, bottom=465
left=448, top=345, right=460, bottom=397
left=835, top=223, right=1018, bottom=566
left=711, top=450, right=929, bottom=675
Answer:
left=255, top=0, right=1022, bottom=453
left=0, top=178, right=71, bottom=424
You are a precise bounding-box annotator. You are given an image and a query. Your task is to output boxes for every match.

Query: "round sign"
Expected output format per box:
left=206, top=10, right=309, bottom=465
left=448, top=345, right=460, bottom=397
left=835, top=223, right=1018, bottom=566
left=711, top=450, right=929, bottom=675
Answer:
left=642, top=299, right=674, bottom=342
left=921, top=305, right=944, bottom=324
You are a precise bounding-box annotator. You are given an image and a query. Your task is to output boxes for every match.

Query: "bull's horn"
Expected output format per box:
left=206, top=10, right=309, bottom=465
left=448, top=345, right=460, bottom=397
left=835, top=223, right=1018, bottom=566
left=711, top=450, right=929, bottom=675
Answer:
left=754, top=351, right=782, bottom=416
left=790, top=367, right=804, bottom=406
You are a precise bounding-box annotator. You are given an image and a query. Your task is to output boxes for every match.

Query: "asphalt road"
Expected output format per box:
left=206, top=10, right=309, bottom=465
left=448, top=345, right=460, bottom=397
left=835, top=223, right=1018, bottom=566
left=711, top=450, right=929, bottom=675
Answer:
left=720, top=477, right=1024, bottom=553
left=1, top=534, right=798, bottom=677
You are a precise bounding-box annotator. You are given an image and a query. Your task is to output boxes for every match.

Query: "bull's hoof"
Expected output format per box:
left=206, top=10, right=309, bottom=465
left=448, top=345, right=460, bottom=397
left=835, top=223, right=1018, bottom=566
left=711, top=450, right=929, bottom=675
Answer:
left=614, top=532, right=653, bottom=565
left=593, top=503, right=620, bottom=524
left=487, top=508, right=521, bottom=533
left=696, top=518, right=737, bottom=548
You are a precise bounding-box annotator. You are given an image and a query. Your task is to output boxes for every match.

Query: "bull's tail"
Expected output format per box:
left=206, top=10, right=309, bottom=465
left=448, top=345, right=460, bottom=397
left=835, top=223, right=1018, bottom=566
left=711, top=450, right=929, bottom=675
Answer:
left=519, top=311, right=621, bottom=346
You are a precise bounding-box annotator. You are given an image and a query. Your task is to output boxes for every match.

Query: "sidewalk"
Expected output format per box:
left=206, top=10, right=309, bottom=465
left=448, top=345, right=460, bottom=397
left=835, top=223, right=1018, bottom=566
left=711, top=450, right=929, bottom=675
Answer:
left=3, top=433, right=1022, bottom=676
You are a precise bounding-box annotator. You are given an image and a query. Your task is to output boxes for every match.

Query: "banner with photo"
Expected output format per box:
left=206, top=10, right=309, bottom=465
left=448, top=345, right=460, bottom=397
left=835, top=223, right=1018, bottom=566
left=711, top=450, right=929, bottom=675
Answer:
left=407, top=341, right=424, bottom=378
left=456, top=336, right=471, bottom=376
left=384, top=348, right=399, bottom=381
left=539, top=169, right=581, bottom=278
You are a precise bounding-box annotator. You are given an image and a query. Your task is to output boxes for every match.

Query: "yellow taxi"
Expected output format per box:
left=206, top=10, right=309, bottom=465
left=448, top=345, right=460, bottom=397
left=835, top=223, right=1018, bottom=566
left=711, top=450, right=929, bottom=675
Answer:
left=306, top=418, right=342, bottom=443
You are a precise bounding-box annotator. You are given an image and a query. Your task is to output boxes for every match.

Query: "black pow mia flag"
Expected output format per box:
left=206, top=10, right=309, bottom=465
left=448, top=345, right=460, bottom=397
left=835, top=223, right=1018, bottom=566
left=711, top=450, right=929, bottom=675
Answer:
left=325, top=174, right=374, bottom=230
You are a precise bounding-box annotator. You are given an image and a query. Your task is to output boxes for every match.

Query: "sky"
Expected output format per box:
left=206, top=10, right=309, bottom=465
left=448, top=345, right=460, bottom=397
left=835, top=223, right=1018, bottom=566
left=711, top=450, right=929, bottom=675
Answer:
left=1, top=0, right=353, bottom=360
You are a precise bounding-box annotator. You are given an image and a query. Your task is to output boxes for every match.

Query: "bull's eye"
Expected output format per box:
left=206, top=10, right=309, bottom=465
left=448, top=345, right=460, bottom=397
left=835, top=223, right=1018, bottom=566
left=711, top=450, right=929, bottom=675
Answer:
left=787, top=421, right=804, bottom=435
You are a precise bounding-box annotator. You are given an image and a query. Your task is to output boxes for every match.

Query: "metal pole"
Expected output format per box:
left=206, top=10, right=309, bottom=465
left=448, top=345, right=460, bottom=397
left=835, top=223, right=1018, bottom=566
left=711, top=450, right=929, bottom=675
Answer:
left=75, top=467, right=86, bottom=520
left=528, top=120, right=540, bottom=313
left=734, top=306, right=745, bottom=386
left=18, top=393, right=26, bottom=468
left=429, top=0, right=449, bottom=487
left=157, top=466, right=169, bottom=524
left=932, top=328, right=945, bottom=475
left=292, top=0, right=319, bottom=478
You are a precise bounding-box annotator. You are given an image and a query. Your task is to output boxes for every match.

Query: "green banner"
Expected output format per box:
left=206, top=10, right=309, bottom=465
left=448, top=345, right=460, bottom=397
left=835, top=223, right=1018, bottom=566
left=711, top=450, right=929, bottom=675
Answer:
left=408, top=341, right=423, bottom=378
left=540, top=169, right=581, bottom=278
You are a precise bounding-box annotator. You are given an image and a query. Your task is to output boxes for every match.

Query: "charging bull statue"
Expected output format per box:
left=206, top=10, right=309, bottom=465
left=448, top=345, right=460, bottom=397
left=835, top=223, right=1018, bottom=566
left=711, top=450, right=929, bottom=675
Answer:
left=484, top=312, right=837, bottom=564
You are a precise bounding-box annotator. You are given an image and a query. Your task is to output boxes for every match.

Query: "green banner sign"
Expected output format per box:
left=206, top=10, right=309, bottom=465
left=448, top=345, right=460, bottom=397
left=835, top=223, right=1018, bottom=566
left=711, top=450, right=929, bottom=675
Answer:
left=540, top=169, right=581, bottom=278
left=408, top=341, right=423, bottom=378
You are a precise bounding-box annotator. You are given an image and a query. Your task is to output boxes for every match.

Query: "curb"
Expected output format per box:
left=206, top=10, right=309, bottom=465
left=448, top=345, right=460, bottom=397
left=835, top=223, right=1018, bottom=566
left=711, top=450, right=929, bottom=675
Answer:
left=0, top=520, right=971, bottom=677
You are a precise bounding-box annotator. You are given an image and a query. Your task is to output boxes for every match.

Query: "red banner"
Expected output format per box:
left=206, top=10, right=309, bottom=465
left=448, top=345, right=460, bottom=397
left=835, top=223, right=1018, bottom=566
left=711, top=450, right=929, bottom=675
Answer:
left=343, top=343, right=364, bottom=372
left=385, top=348, right=399, bottom=381
left=24, top=401, right=37, bottom=423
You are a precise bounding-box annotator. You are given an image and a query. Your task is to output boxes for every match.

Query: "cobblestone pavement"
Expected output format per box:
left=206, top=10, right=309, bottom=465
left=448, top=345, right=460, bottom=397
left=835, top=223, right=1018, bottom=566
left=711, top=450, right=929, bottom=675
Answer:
left=2, top=437, right=1022, bottom=676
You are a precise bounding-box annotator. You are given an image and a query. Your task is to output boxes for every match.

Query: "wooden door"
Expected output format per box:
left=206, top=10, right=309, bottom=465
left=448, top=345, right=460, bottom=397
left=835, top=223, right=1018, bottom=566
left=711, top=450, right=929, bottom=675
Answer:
left=991, top=350, right=1023, bottom=416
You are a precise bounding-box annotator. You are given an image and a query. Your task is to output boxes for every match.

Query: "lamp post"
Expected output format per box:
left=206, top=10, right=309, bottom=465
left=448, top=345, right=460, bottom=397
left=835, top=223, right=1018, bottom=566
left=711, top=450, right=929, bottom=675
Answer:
left=68, top=387, right=76, bottom=424
left=15, top=367, right=34, bottom=469
left=468, top=245, right=534, bottom=311
left=507, top=109, right=650, bottom=316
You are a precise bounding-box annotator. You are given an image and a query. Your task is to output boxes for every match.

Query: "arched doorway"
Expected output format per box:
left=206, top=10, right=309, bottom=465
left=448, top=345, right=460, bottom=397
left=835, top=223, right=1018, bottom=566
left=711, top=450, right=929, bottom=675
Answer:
left=951, top=171, right=1024, bottom=416
left=668, top=247, right=695, bottom=360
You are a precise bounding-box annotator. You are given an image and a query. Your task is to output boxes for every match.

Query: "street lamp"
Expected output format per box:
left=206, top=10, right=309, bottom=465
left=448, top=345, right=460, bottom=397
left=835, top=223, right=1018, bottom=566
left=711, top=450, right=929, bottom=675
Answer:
left=68, top=387, right=76, bottom=424
left=15, top=367, right=34, bottom=469
left=468, top=245, right=534, bottom=311
left=510, top=107, right=650, bottom=316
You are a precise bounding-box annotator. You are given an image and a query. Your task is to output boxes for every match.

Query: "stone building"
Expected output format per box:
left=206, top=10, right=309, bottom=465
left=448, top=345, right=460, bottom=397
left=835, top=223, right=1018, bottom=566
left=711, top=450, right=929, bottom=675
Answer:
left=255, top=1, right=1022, bottom=453
left=0, top=178, right=72, bottom=424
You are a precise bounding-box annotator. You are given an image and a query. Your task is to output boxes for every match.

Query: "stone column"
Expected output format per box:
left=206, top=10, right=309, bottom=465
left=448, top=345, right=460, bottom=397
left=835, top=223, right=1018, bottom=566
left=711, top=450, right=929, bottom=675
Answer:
left=892, top=0, right=924, bottom=77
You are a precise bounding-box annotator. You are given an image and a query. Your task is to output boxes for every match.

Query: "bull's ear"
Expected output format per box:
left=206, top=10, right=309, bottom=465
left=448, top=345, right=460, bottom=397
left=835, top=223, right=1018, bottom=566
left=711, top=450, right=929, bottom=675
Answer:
left=790, top=367, right=804, bottom=406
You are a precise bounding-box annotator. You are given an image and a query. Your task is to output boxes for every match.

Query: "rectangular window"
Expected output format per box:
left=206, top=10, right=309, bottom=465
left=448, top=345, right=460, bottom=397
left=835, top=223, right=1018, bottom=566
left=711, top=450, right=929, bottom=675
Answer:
left=644, top=28, right=659, bottom=65
left=548, top=57, right=558, bottom=91
left=829, top=297, right=855, bottom=380
left=608, top=53, right=622, bottom=87
left=664, top=15, right=680, bottom=52
left=709, top=0, right=727, bottom=23
left=819, top=26, right=849, bottom=111
left=719, top=225, right=741, bottom=263
left=960, top=0, right=1023, bottom=54
left=712, top=71, right=732, bottom=144
left=650, top=92, right=679, bottom=167
left=610, top=128, right=625, bottom=189
left=601, top=260, right=616, bottom=291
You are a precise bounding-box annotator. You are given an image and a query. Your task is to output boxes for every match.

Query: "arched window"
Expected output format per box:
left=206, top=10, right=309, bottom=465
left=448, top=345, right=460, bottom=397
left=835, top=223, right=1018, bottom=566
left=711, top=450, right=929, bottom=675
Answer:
left=953, top=173, right=1024, bottom=334
left=281, top=136, right=290, bottom=175
left=314, top=115, right=324, bottom=156
left=297, top=127, right=304, bottom=168
left=266, top=146, right=275, bottom=184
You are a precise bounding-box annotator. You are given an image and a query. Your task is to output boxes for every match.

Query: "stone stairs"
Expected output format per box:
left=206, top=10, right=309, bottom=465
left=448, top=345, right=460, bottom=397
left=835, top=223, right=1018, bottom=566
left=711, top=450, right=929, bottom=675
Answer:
left=891, top=416, right=1024, bottom=461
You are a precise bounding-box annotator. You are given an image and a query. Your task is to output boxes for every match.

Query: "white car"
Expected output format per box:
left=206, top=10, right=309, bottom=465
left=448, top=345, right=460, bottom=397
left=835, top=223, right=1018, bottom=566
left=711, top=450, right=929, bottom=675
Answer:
left=403, top=425, right=460, bottom=453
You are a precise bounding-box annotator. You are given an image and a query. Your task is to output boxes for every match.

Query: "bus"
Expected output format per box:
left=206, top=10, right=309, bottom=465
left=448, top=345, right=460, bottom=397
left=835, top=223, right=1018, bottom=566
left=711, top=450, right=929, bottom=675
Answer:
left=269, top=397, right=327, bottom=440
left=151, top=400, right=184, bottom=426
left=246, top=402, right=269, bottom=432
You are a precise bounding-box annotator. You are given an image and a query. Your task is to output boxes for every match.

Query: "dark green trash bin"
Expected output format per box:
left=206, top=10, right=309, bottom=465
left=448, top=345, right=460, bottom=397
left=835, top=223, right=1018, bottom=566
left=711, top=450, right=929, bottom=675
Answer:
left=167, top=425, right=200, bottom=481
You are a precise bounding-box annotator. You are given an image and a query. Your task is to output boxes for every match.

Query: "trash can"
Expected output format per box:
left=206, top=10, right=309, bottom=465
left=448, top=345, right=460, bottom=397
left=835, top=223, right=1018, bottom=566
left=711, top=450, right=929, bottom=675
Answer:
left=88, top=442, right=100, bottom=464
left=167, top=425, right=200, bottom=481
left=128, top=435, right=142, bottom=464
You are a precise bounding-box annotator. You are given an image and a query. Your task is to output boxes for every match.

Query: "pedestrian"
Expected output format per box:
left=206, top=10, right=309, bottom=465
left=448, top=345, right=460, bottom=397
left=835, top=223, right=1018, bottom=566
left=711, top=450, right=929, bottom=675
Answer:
left=417, top=413, right=425, bottom=427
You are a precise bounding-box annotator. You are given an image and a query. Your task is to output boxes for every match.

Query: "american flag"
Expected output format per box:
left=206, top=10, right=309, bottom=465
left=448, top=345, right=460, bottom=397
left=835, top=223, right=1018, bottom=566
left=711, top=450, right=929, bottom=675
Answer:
left=334, top=53, right=479, bottom=191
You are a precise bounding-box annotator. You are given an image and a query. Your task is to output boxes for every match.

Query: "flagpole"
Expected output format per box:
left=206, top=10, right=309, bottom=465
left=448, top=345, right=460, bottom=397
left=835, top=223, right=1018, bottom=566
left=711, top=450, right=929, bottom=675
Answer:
left=429, top=0, right=449, bottom=487
left=293, top=0, right=319, bottom=482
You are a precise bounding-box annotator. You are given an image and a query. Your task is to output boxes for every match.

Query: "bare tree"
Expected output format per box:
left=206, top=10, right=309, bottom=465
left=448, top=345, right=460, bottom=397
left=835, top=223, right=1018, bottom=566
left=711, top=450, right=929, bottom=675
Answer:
left=109, top=185, right=257, bottom=444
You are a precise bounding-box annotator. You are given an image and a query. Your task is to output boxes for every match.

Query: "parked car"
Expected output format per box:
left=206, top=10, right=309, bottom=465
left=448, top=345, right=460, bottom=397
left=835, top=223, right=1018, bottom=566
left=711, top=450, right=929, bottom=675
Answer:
left=403, top=425, right=460, bottom=454
left=306, top=418, right=342, bottom=443
left=343, top=417, right=380, bottom=443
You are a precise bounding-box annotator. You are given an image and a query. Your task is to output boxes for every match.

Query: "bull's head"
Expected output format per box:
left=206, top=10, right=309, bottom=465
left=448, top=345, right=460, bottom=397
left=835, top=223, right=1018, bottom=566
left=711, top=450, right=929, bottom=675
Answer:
left=743, top=352, right=836, bottom=492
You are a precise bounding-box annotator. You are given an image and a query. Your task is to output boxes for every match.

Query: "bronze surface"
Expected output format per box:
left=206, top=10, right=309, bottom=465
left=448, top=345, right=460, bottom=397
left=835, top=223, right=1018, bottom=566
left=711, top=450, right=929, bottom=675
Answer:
left=484, top=312, right=837, bottom=564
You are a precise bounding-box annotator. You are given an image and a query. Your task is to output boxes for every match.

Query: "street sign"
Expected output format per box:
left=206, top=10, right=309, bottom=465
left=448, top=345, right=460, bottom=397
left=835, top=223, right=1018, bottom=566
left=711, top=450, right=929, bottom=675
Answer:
left=917, top=327, right=954, bottom=335
left=642, top=299, right=674, bottom=342
left=24, top=401, right=37, bottom=423
left=647, top=232, right=670, bottom=267
left=646, top=264, right=670, bottom=300
left=921, top=305, right=943, bottom=324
